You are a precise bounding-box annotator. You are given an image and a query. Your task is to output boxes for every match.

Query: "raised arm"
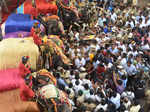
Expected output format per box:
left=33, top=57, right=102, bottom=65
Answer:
left=113, top=71, right=119, bottom=87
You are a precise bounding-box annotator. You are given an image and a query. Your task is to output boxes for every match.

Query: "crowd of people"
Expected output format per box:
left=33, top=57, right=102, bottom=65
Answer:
left=12, top=0, right=150, bottom=112
left=56, top=1, right=150, bottom=112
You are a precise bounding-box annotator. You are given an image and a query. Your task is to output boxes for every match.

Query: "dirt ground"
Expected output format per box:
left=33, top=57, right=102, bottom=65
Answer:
left=0, top=89, right=40, bottom=112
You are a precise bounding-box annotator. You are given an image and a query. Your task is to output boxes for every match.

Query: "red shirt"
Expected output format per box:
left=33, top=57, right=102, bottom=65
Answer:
left=30, top=27, right=35, bottom=36
left=20, top=82, right=34, bottom=101
left=97, top=66, right=105, bottom=74
left=19, top=62, right=31, bottom=78
left=33, top=33, right=42, bottom=46
left=97, top=66, right=105, bottom=79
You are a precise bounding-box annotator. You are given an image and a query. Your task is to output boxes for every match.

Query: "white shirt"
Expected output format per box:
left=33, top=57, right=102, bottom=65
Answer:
left=120, top=44, right=126, bottom=52
left=111, top=13, right=117, bottom=22
left=125, top=21, right=134, bottom=28
left=127, top=51, right=133, bottom=57
left=140, top=21, right=146, bottom=28
left=82, top=79, right=92, bottom=88
left=85, top=94, right=96, bottom=102
left=145, top=19, right=150, bottom=26
left=120, top=58, right=127, bottom=68
left=110, top=93, right=121, bottom=109
left=69, top=48, right=75, bottom=59
left=80, top=57, right=86, bottom=67
left=93, top=60, right=100, bottom=69
left=75, top=32, right=80, bottom=41
left=121, top=91, right=135, bottom=100
left=71, top=79, right=83, bottom=86
left=69, top=75, right=75, bottom=80
left=123, top=100, right=131, bottom=110
left=94, top=104, right=108, bottom=112
left=133, top=51, right=138, bottom=57
left=141, top=44, right=150, bottom=50
left=95, top=37, right=101, bottom=44
left=98, top=17, right=104, bottom=27
left=96, top=45, right=100, bottom=51
left=75, top=58, right=81, bottom=68
left=74, top=85, right=84, bottom=96
left=125, top=64, right=137, bottom=76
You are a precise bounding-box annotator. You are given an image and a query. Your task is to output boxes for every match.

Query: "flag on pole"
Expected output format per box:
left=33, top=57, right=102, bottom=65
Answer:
left=17, top=4, right=24, bottom=14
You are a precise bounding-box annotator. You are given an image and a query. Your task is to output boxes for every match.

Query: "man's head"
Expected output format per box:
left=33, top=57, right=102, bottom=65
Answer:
left=127, top=60, right=131, bottom=67
left=22, top=56, right=29, bottom=64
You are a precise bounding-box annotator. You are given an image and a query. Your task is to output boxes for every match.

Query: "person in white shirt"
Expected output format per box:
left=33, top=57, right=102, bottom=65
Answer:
left=84, top=89, right=96, bottom=102
left=141, top=40, right=150, bottom=50
left=125, top=61, right=137, bottom=76
left=122, top=97, right=131, bottom=109
left=110, top=92, right=121, bottom=109
left=93, top=60, right=100, bottom=69
left=98, top=16, right=104, bottom=27
left=69, top=47, right=75, bottom=59
left=73, top=80, right=84, bottom=96
left=125, top=20, right=135, bottom=28
left=82, top=75, right=93, bottom=88
left=119, top=43, right=126, bottom=52
left=67, top=83, right=75, bottom=100
left=80, top=57, right=86, bottom=67
left=74, top=56, right=81, bottom=68
left=75, top=31, right=80, bottom=41
left=120, top=53, right=127, bottom=68
left=96, top=44, right=100, bottom=51
left=121, top=91, right=135, bottom=101
left=95, top=36, right=101, bottom=44
left=111, top=12, right=117, bottom=23
left=94, top=99, right=108, bottom=112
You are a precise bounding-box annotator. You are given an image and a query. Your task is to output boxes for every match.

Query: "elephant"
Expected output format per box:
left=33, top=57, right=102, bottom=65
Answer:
left=30, top=70, right=72, bottom=112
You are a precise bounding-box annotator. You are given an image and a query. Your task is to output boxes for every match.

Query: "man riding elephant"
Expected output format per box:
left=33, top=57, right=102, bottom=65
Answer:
left=56, top=0, right=80, bottom=31
left=36, top=14, right=65, bottom=36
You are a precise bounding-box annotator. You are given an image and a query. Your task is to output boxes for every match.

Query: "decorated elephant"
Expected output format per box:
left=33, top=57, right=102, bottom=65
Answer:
left=31, top=69, right=72, bottom=112
left=36, top=84, right=72, bottom=112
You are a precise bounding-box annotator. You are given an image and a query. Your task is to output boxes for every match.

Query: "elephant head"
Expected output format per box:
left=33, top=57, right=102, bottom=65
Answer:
left=36, top=14, right=65, bottom=36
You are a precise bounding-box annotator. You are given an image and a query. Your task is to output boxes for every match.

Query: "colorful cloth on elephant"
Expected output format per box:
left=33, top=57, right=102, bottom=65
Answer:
left=19, top=62, right=31, bottom=78
left=42, top=36, right=70, bottom=64
left=47, top=15, right=60, bottom=20
left=38, top=84, right=59, bottom=99
left=32, top=33, right=42, bottom=45
left=48, top=35, right=64, bottom=48
left=59, top=90, right=69, bottom=105
left=38, top=69, right=57, bottom=85
left=20, top=82, right=34, bottom=101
